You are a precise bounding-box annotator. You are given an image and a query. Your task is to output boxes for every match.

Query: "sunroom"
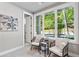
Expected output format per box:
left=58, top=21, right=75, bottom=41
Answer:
left=0, top=2, right=79, bottom=57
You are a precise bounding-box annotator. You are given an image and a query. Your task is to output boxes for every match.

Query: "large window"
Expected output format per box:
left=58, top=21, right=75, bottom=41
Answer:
left=36, top=7, right=74, bottom=40
left=44, top=12, right=55, bottom=38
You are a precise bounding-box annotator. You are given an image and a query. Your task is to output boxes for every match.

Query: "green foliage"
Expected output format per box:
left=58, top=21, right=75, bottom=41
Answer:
left=65, top=7, right=74, bottom=28
left=44, top=12, right=55, bottom=29
left=36, top=7, right=74, bottom=37
left=57, top=7, right=74, bottom=29
left=66, top=7, right=74, bottom=23
left=57, top=10, right=64, bottom=29
left=44, top=7, right=74, bottom=30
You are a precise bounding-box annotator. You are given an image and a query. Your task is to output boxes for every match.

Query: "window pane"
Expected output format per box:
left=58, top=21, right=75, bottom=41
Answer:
left=57, top=7, right=74, bottom=39
left=57, top=10, right=64, bottom=24
left=36, top=15, right=42, bottom=34
left=65, top=7, right=74, bottom=23
left=44, top=12, right=55, bottom=38
left=65, top=7, right=74, bottom=39
left=57, top=10, right=66, bottom=38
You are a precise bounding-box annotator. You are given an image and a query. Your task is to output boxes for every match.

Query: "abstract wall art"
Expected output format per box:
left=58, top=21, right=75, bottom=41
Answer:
left=0, top=14, right=18, bottom=32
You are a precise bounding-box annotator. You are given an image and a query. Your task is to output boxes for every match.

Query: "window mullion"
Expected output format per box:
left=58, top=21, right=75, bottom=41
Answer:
left=42, top=14, right=44, bottom=36
left=63, top=9, right=69, bottom=37
left=55, top=10, right=58, bottom=38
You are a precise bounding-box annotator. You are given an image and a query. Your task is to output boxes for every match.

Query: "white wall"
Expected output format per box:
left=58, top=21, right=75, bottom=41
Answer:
left=0, top=2, right=24, bottom=52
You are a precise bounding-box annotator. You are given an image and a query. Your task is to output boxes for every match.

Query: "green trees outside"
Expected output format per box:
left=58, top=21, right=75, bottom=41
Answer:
left=44, top=7, right=74, bottom=39
left=65, top=7, right=74, bottom=28
left=36, top=7, right=74, bottom=39
left=44, top=12, right=55, bottom=30
left=44, top=7, right=74, bottom=30
left=57, top=10, right=65, bottom=36
left=57, top=10, right=65, bottom=30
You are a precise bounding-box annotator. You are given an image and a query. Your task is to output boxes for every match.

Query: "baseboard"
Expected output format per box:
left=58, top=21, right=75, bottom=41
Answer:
left=69, top=52, right=79, bottom=57
left=0, top=45, right=23, bottom=56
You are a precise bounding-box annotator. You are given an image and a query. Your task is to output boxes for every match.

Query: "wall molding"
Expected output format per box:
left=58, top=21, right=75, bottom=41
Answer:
left=0, top=45, right=23, bottom=56
left=69, top=52, right=79, bottom=57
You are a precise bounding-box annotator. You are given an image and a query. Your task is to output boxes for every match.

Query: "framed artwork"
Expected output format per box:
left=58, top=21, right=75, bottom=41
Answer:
left=0, top=14, right=18, bottom=32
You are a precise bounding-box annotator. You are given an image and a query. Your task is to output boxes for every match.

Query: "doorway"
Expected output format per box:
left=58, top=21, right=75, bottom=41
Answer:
left=24, top=13, right=32, bottom=45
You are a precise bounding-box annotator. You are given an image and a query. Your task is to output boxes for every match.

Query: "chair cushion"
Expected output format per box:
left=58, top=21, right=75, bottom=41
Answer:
left=31, top=42, right=39, bottom=46
left=58, top=42, right=67, bottom=50
left=55, top=40, right=68, bottom=49
left=49, top=46, right=62, bottom=56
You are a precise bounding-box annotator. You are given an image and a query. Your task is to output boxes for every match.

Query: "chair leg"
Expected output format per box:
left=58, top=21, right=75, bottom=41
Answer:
left=38, top=46, right=40, bottom=51
left=66, top=53, right=69, bottom=57
left=31, top=45, right=33, bottom=50
left=63, top=53, right=69, bottom=57
left=48, top=51, right=51, bottom=57
left=38, top=46, right=41, bottom=54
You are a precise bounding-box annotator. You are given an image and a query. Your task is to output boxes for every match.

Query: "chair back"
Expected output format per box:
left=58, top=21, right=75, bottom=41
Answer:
left=55, top=39, right=68, bottom=49
left=34, top=35, right=43, bottom=43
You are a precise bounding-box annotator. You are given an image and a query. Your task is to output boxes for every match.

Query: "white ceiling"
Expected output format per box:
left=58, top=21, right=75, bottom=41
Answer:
left=12, top=2, right=65, bottom=13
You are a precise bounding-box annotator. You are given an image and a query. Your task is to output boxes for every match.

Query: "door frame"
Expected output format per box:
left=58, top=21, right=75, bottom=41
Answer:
left=23, top=11, right=33, bottom=47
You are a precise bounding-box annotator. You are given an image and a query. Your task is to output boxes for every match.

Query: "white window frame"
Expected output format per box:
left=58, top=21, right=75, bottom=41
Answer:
left=34, top=2, right=78, bottom=42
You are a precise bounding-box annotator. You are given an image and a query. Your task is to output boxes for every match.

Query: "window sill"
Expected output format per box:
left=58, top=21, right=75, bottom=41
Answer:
left=44, top=36, right=77, bottom=43
left=69, top=40, right=79, bottom=44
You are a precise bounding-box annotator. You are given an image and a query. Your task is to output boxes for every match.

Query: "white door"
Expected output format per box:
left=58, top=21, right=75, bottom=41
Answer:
left=25, top=15, right=32, bottom=43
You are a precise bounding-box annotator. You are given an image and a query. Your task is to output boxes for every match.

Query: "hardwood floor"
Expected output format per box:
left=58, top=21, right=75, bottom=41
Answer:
left=1, top=44, right=43, bottom=57
left=1, top=43, right=70, bottom=57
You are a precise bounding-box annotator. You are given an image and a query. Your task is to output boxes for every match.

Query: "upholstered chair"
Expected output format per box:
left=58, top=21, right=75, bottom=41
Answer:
left=31, top=35, right=44, bottom=51
left=49, top=39, right=69, bottom=57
